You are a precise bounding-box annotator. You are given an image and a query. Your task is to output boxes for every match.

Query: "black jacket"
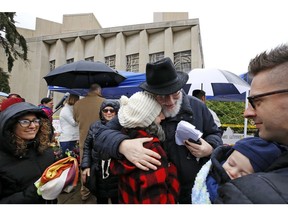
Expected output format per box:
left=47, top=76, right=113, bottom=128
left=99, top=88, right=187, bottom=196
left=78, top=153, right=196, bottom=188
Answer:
left=209, top=145, right=231, bottom=185
left=81, top=120, right=118, bottom=199
left=93, top=91, right=223, bottom=203
left=0, top=102, right=55, bottom=204
left=214, top=151, right=288, bottom=204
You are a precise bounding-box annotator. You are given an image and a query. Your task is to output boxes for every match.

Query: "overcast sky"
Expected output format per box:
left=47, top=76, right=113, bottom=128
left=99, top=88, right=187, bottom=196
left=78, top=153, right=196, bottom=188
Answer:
left=3, top=0, right=288, bottom=75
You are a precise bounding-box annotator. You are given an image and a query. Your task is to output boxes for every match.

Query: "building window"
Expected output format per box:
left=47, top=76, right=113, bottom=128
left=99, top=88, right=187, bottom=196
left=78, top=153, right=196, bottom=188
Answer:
left=49, top=60, right=55, bottom=71
left=66, top=58, right=74, bottom=64
left=126, top=53, right=139, bottom=72
left=85, top=56, right=94, bottom=62
left=174, top=51, right=191, bottom=72
left=149, top=52, right=164, bottom=63
left=105, top=55, right=116, bottom=69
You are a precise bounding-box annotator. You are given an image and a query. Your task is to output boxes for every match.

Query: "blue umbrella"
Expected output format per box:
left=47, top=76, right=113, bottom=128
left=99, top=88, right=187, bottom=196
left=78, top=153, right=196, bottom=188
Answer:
left=239, top=72, right=253, bottom=85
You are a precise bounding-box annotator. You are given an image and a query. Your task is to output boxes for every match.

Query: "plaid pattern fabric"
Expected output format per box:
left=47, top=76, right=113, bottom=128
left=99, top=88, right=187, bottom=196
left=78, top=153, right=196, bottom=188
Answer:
left=110, top=130, right=179, bottom=204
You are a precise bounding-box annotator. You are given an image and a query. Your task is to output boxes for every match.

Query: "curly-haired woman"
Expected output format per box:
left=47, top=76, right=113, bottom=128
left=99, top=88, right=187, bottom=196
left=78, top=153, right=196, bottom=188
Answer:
left=0, top=99, right=56, bottom=204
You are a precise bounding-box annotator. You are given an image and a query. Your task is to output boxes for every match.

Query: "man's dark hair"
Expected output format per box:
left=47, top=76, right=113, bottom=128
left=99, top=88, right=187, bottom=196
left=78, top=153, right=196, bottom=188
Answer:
left=89, top=83, right=101, bottom=92
left=248, top=44, right=288, bottom=76
left=192, top=89, right=206, bottom=99
left=41, top=97, right=52, bottom=104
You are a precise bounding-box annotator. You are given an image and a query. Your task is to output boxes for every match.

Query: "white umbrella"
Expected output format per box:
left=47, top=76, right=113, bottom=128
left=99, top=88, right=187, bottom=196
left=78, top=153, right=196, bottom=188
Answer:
left=186, top=68, right=250, bottom=97
left=0, top=92, right=9, bottom=97
left=185, top=68, right=251, bottom=137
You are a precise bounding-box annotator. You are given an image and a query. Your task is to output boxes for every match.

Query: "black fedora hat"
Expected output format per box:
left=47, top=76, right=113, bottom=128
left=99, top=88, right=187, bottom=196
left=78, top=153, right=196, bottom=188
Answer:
left=139, top=57, right=188, bottom=95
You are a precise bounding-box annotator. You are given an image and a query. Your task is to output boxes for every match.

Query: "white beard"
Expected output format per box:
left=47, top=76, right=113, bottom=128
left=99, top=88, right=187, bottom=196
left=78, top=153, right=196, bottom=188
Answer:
left=162, top=94, right=183, bottom=118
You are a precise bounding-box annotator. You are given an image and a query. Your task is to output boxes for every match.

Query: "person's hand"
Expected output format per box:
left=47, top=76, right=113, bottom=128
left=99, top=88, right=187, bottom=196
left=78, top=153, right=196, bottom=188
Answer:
left=81, top=168, right=90, bottom=184
left=184, top=138, right=213, bottom=158
left=119, top=138, right=161, bottom=171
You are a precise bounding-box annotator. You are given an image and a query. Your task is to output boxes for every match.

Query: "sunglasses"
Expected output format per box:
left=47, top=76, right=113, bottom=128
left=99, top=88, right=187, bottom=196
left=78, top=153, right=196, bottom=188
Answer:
left=102, top=109, right=115, bottom=113
left=18, top=119, right=41, bottom=127
left=247, top=89, right=288, bottom=109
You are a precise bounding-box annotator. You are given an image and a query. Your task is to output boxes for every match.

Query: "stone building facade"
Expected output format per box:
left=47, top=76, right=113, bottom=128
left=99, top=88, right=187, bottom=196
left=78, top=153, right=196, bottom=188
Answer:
left=0, top=12, right=204, bottom=106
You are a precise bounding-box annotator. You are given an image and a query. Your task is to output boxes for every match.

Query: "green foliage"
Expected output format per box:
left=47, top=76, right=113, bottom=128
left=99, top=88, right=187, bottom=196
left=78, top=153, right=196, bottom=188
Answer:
left=207, top=100, right=245, bottom=124
left=206, top=100, right=256, bottom=134
left=0, top=12, right=28, bottom=72
left=0, top=68, right=10, bottom=93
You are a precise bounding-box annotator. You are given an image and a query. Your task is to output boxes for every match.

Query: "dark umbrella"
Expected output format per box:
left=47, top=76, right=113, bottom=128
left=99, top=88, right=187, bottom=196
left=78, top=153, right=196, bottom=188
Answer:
left=43, top=60, right=126, bottom=88
left=48, top=71, right=146, bottom=98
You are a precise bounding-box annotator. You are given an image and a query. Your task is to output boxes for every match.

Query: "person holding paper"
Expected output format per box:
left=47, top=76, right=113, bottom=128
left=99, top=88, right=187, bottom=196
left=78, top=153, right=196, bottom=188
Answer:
left=93, top=58, right=223, bottom=203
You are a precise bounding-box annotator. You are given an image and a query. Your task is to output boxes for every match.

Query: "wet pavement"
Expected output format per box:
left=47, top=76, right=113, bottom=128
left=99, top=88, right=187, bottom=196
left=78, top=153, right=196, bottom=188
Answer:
left=58, top=181, right=97, bottom=204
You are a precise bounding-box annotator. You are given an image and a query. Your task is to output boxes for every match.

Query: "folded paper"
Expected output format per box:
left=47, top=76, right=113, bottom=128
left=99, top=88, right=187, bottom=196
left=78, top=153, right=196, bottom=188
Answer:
left=175, top=120, right=203, bottom=145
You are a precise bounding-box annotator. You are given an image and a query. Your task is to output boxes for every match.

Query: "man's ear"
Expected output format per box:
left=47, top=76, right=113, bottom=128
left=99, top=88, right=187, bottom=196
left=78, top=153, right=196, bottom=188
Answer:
left=201, top=96, right=206, bottom=102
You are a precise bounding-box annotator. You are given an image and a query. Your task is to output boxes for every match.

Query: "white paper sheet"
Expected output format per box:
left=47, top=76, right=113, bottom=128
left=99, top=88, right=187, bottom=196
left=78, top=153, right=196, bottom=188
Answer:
left=175, top=120, right=203, bottom=146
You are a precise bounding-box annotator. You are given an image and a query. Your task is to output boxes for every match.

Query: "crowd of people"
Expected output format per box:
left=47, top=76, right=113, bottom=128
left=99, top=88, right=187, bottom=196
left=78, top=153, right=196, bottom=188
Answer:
left=0, top=43, right=287, bottom=204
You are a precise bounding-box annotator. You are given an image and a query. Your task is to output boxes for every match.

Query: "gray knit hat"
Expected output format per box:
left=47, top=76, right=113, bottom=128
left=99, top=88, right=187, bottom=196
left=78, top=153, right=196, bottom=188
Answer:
left=118, top=91, right=162, bottom=128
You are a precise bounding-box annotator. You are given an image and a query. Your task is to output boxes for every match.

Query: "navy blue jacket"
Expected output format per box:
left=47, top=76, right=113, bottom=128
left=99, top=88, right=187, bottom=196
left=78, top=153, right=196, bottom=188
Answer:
left=81, top=120, right=118, bottom=199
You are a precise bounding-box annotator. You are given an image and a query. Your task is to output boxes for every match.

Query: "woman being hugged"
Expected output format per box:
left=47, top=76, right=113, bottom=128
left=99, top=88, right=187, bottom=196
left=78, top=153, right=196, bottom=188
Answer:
left=0, top=98, right=56, bottom=204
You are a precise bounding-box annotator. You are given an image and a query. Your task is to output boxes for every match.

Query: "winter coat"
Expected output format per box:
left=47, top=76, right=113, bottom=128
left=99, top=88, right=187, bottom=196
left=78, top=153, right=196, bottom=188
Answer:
left=93, top=91, right=223, bottom=203
left=110, top=129, right=179, bottom=204
left=81, top=120, right=118, bottom=199
left=73, top=92, right=104, bottom=154
left=0, top=102, right=56, bottom=204
left=214, top=150, right=288, bottom=204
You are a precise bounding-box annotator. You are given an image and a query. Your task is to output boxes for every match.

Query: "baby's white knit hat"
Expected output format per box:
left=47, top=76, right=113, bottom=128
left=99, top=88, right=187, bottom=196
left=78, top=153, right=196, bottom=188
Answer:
left=118, top=91, right=162, bottom=128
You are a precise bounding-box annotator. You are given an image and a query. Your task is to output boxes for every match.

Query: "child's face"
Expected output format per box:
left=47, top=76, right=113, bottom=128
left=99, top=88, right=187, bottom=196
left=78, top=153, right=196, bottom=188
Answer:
left=222, top=150, right=254, bottom=180
left=154, top=112, right=165, bottom=125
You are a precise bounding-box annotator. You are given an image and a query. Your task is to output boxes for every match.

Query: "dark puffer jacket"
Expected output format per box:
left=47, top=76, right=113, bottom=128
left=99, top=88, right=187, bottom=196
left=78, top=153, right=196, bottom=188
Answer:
left=0, top=102, right=56, bottom=204
left=214, top=150, right=288, bottom=204
left=81, top=100, right=119, bottom=200
left=93, top=91, right=223, bottom=203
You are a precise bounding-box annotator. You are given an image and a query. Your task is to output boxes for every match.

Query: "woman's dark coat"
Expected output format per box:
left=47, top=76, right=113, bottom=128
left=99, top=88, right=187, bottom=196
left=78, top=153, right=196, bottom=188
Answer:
left=0, top=102, right=55, bottom=204
left=81, top=100, right=120, bottom=200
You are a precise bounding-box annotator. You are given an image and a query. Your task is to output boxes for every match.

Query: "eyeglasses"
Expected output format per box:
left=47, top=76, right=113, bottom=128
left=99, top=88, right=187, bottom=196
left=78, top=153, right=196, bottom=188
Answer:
left=247, top=89, right=288, bottom=109
left=18, top=119, right=41, bottom=127
left=155, top=91, right=181, bottom=101
left=102, top=109, right=115, bottom=113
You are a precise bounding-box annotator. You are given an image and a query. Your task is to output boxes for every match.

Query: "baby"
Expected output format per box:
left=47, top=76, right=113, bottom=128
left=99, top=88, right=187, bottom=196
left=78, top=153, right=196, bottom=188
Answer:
left=192, top=137, right=283, bottom=204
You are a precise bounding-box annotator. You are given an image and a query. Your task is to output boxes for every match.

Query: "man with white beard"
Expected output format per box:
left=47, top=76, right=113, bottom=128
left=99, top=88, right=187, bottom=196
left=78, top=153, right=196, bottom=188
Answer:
left=93, top=57, right=223, bottom=203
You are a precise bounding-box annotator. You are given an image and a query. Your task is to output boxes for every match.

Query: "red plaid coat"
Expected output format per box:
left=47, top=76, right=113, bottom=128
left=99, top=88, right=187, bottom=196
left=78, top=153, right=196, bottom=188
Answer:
left=110, top=130, right=179, bottom=204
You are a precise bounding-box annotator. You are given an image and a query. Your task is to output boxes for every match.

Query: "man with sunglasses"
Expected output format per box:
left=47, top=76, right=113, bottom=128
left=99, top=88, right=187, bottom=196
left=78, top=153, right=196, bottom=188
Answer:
left=215, top=44, right=288, bottom=204
left=94, top=57, right=223, bottom=203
